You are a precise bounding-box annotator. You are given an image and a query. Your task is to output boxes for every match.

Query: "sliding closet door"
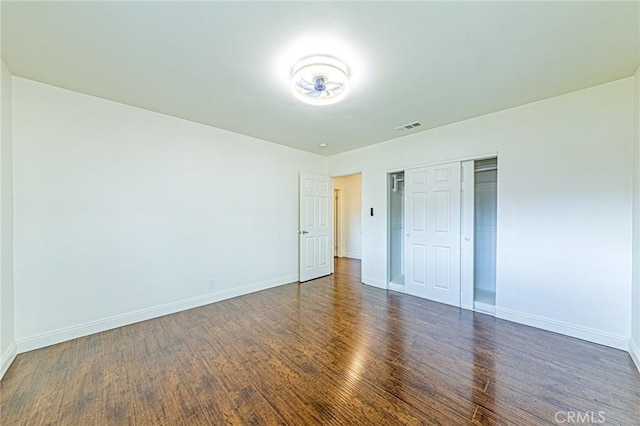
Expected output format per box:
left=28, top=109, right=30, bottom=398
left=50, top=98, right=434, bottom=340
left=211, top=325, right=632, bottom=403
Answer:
left=405, top=162, right=461, bottom=307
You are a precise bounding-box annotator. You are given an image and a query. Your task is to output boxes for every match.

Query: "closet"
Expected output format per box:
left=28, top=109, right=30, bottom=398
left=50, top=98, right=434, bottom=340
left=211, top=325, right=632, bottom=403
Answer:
left=388, top=172, right=405, bottom=290
left=388, top=157, right=498, bottom=315
left=470, top=159, right=497, bottom=313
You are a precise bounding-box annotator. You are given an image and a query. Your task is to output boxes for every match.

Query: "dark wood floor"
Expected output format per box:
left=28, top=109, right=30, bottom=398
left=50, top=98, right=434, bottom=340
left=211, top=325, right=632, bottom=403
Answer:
left=1, top=258, right=639, bottom=425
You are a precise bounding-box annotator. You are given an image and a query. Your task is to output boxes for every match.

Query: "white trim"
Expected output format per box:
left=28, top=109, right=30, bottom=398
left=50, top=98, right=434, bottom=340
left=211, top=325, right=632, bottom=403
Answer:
left=342, top=252, right=362, bottom=260
left=496, top=307, right=628, bottom=350
left=460, top=160, right=475, bottom=311
left=0, top=341, right=17, bottom=380
left=362, top=275, right=386, bottom=289
left=334, top=188, right=340, bottom=258
left=630, top=338, right=640, bottom=372
left=388, top=282, right=404, bottom=292
left=16, top=274, right=298, bottom=354
left=473, top=301, right=496, bottom=315
left=396, top=152, right=499, bottom=174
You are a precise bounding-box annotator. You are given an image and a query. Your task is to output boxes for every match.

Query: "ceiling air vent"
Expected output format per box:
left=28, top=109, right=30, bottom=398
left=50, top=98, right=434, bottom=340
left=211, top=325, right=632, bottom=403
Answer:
left=395, top=121, right=423, bottom=131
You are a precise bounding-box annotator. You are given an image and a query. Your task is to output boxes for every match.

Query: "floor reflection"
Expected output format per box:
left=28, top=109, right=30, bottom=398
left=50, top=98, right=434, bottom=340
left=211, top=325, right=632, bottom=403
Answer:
left=384, top=291, right=406, bottom=395
left=471, top=312, right=496, bottom=423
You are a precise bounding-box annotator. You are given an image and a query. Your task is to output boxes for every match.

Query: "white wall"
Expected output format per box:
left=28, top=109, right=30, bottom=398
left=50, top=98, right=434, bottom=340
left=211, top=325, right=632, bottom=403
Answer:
left=329, top=78, right=634, bottom=350
left=333, top=173, right=362, bottom=259
left=12, top=77, right=327, bottom=351
left=632, top=66, right=640, bottom=370
left=0, top=61, right=16, bottom=378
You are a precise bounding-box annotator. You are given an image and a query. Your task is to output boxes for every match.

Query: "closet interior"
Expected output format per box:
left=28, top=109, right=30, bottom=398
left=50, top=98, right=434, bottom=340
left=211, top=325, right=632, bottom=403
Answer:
left=388, top=171, right=405, bottom=290
left=472, top=158, right=497, bottom=314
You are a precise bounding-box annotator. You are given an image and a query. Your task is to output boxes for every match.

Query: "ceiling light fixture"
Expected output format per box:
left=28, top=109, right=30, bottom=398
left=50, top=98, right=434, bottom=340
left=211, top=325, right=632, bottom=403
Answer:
left=291, top=55, right=349, bottom=106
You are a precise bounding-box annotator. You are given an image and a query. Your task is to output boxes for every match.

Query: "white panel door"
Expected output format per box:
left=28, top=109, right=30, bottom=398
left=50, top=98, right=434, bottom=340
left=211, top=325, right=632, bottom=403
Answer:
left=405, top=168, right=429, bottom=295
left=405, top=163, right=461, bottom=306
left=299, top=173, right=332, bottom=282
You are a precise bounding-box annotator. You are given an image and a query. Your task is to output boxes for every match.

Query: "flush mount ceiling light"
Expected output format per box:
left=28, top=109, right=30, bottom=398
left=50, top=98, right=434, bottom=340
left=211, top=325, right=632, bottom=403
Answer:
left=291, top=55, right=349, bottom=106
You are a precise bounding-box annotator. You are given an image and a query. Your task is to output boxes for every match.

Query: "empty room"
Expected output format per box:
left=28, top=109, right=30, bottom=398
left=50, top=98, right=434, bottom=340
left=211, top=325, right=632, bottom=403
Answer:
left=1, top=1, right=639, bottom=425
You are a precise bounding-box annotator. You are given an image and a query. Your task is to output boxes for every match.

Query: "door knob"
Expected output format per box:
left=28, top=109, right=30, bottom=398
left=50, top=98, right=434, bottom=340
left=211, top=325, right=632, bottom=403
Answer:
left=301, top=230, right=309, bottom=234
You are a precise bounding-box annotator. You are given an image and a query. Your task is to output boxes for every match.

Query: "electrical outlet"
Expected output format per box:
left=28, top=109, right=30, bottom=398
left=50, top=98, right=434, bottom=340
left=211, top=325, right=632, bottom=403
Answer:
left=208, top=279, right=215, bottom=290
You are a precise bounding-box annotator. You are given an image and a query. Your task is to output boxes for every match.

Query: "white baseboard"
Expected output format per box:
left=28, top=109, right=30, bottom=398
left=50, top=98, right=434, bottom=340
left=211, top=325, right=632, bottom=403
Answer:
left=630, top=338, right=640, bottom=372
left=341, top=252, right=362, bottom=260
left=496, top=307, right=628, bottom=350
left=0, top=341, right=17, bottom=380
left=474, top=301, right=496, bottom=315
left=16, top=274, right=299, bottom=354
left=388, top=282, right=404, bottom=292
left=362, top=275, right=386, bottom=289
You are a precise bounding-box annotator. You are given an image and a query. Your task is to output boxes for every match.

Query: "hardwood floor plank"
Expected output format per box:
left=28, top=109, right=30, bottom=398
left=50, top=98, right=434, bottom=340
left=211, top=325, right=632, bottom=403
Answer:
left=1, top=258, right=638, bottom=425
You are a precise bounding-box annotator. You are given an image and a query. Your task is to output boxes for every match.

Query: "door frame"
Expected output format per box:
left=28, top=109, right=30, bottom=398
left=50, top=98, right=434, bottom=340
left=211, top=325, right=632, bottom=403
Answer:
left=334, top=188, right=340, bottom=257
left=331, top=172, right=363, bottom=275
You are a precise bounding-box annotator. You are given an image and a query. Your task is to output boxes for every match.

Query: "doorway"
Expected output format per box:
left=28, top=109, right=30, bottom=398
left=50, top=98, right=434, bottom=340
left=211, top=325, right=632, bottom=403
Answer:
left=388, top=171, right=405, bottom=291
left=472, top=158, right=497, bottom=313
left=461, top=157, right=498, bottom=314
left=332, top=174, right=362, bottom=260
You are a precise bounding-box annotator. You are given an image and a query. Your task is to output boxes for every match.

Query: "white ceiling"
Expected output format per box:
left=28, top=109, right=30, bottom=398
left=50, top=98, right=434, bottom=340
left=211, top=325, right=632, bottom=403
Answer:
left=2, top=1, right=639, bottom=156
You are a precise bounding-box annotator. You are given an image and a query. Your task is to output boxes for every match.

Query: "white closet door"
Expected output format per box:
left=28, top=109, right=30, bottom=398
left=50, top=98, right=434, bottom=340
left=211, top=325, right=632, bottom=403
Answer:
left=405, top=162, right=461, bottom=306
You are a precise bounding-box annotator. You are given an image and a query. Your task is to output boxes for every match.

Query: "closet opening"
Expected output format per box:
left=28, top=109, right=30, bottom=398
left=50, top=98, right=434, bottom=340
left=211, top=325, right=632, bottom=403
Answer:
left=388, top=171, right=405, bottom=290
left=470, top=158, right=497, bottom=314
